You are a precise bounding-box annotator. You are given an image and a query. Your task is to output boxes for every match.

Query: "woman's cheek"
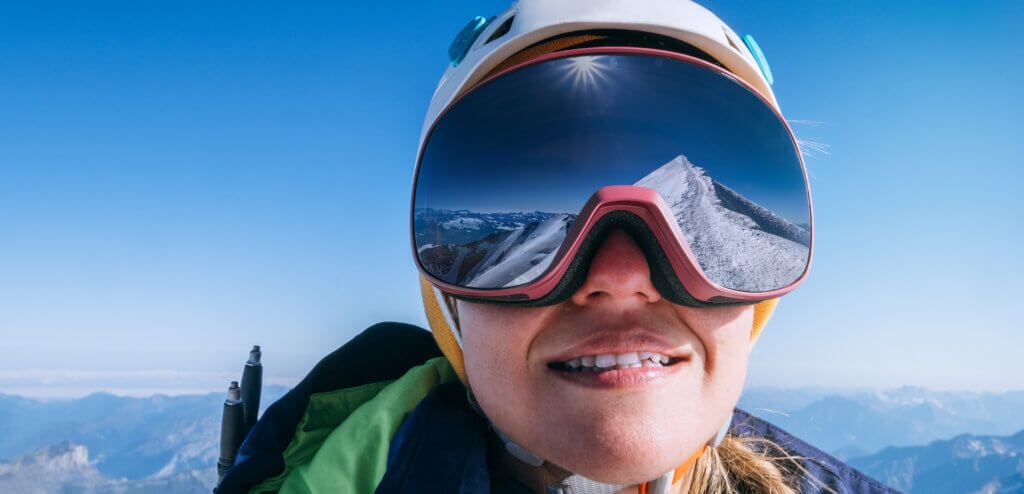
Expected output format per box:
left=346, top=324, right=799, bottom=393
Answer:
left=459, top=304, right=541, bottom=443
left=683, top=306, right=752, bottom=374
left=702, top=308, right=754, bottom=408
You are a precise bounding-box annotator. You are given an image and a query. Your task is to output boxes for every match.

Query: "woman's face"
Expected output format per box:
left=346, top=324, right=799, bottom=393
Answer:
left=458, top=229, right=754, bottom=485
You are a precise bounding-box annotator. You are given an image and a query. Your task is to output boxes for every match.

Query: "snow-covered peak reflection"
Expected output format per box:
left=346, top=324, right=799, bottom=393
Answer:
left=635, top=155, right=809, bottom=292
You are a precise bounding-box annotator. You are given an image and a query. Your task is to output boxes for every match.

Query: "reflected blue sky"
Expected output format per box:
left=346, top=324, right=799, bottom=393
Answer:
left=416, top=54, right=809, bottom=224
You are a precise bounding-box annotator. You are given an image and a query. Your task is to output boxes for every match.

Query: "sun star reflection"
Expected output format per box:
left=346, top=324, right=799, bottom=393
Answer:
left=558, top=56, right=612, bottom=92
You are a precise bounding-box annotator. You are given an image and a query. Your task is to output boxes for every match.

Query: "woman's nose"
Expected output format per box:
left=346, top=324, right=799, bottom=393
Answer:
left=570, top=228, right=662, bottom=306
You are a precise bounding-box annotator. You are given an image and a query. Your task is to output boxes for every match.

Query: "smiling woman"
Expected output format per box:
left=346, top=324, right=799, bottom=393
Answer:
left=456, top=229, right=754, bottom=487
left=214, top=1, right=895, bottom=493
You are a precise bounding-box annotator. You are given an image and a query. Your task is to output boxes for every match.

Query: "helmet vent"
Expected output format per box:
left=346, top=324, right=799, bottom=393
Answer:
left=722, top=26, right=742, bottom=53
left=485, top=15, right=514, bottom=44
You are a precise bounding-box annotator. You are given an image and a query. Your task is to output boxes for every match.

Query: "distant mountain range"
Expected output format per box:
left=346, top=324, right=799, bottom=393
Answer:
left=738, top=386, right=1024, bottom=460
left=848, top=430, right=1024, bottom=493
left=0, top=441, right=215, bottom=494
left=1, top=385, right=1022, bottom=493
left=414, top=209, right=570, bottom=249
left=737, top=386, right=1024, bottom=492
left=0, top=386, right=287, bottom=493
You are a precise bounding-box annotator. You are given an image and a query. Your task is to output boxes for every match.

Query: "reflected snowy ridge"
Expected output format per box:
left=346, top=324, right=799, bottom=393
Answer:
left=635, top=155, right=809, bottom=292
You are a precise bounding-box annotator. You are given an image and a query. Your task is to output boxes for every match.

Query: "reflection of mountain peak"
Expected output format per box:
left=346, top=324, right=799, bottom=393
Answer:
left=633, top=155, right=810, bottom=292
left=637, top=155, right=808, bottom=245
left=665, top=154, right=704, bottom=174
left=634, top=155, right=707, bottom=196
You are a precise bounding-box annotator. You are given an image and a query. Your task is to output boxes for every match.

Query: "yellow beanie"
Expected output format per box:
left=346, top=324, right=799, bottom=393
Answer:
left=419, top=275, right=778, bottom=385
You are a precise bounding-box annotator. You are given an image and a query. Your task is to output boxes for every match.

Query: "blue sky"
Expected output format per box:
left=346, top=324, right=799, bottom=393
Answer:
left=1, top=0, right=1021, bottom=397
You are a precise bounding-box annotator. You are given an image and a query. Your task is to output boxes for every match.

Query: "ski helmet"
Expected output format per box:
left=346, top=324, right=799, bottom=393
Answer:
left=418, top=0, right=787, bottom=385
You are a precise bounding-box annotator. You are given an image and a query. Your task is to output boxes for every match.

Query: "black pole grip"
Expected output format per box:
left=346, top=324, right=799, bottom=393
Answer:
left=240, top=345, right=263, bottom=437
left=217, top=381, right=244, bottom=480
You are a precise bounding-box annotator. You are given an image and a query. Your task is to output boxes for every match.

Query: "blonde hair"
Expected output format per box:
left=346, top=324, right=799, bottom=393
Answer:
left=689, top=435, right=835, bottom=494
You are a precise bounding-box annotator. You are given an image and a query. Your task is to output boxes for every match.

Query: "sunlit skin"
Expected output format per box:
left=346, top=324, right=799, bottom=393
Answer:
left=458, top=229, right=755, bottom=491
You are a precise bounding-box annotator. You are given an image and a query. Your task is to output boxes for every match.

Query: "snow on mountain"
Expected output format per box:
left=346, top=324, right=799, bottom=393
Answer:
left=0, top=441, right=216, bottom=494
left=441, top=217, right=485, bottom=230
left=0, top=442, right=103, bottom=493
left=417, top=211, right=576, bottom=288
left=464, top=214, right=576, bottom=288
left=634, top=155, right=809, bottom=292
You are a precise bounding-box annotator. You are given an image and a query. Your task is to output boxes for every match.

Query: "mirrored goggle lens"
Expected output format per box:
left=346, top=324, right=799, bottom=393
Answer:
left=414, top=52, right=810, bottom=293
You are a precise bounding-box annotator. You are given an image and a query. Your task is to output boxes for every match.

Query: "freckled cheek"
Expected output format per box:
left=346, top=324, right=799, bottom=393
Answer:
left=700, top=319, right=752, bottom=406
left=462, top=318, right=535, bottom=408
left=474, top=340, right=523, bottom=387
left=697, top=319, right=751, bottom=379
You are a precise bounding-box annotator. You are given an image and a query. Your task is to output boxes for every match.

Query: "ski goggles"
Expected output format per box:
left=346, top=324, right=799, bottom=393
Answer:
left=411, top=47, right=813, bottom=307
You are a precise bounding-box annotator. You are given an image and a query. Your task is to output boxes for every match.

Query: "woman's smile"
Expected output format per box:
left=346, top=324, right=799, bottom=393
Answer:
left=542, top=328, right=697, bottom=389
left=547, top=354, right=689, bottom=388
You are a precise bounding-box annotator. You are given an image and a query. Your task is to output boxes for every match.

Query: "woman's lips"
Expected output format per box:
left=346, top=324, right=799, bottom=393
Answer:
left=545, top=327, right=694, bottom=363
left=547, top=357, right=688, bottom=389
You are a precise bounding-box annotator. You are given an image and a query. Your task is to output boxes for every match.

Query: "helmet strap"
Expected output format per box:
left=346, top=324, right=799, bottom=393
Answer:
left=638, top=418, right=730, bottom=493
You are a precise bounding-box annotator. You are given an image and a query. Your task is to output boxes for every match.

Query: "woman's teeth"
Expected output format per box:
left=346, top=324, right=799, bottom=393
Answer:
left=554, top=352, right=673, bottom=372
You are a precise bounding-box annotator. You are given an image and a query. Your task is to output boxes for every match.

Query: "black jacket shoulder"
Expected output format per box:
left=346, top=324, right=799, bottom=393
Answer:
left=730, top=409, right=899, bottom=493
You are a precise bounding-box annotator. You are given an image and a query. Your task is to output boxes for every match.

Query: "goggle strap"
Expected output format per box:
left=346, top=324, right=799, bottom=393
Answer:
left=481, top=34, right=605, bottom=81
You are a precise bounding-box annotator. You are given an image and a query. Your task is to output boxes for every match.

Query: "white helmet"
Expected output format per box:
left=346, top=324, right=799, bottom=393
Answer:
left=420, top=0, right=778, bottom=150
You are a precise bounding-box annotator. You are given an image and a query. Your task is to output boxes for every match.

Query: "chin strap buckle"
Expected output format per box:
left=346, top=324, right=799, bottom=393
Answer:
left=547, top=476, right=626, bottom=494
left=494, top=428, right=545, bottom=467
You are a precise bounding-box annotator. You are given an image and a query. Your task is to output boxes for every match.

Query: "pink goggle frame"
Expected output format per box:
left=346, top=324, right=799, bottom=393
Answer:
left=411, top=47, right=814, bottom=306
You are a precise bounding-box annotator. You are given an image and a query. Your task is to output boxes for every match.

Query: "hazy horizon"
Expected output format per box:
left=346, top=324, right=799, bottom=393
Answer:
left=4, top=370, right=1022, bottom=400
